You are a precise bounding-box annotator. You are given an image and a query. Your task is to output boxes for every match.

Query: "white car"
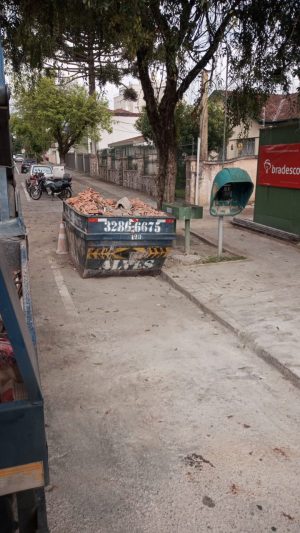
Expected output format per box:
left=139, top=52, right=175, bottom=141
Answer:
left=13, top=153, right=24, bottom=162
left=29, top=164, right=54, bottom=178
left=29, top=164, right=65, bottom=179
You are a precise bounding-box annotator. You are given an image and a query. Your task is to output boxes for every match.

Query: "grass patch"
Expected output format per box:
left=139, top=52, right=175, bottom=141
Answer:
left=202, top=254, right=246, bottom=264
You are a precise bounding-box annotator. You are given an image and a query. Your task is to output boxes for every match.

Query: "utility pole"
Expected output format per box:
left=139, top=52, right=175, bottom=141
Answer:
left=221, top=47, right=229, bottom=168
left=199, top=69, right=208, bottom=162
left=219, top=46, right=229, bottom=258
left=195, top=69, right=208, bottom=205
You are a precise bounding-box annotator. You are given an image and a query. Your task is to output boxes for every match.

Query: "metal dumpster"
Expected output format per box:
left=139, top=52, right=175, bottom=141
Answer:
left=63, top=202, right=176, bottom=277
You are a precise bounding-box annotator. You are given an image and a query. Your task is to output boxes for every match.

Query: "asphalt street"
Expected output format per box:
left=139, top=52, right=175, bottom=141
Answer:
left=17, top=170, right=300, bottom=533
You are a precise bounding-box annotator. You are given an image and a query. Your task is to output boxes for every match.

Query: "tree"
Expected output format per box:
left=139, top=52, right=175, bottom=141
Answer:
left=12, top=77, right=112, bottom=162
left=118, top=0, right=300, bottom=207
left=136, top=99, right=232, bottom=153
left=10, top=113, right=52, bottom=160
left=0, top=0, right=128, bottom=96
left=1, top=1, right=300, bottom=207
left=136, top=102, right=196, bottom=144
left=207, top=95, right=233, bottom=153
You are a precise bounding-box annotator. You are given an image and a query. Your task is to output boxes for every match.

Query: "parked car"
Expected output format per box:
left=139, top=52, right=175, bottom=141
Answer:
left=13, top=153, right=24, bottom=162
left=21, top=158, right=37, bottom=173
left=29, top=164, right=54, bottom=178
left=25, top=164, right=54, bottom=191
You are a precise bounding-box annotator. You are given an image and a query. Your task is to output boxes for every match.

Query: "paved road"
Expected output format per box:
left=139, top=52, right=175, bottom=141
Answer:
left=18, top=172, right=300, bottom=532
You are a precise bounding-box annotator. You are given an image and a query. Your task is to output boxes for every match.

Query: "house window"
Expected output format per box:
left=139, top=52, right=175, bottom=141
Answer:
left=237, top=138, right=255, bottom=156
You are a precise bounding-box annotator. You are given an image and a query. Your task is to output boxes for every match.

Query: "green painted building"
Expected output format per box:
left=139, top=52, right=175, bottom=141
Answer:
left=254, top=120, right=300, bottom=235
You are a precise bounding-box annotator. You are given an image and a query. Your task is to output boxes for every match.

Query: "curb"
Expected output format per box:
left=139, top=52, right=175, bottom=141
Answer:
left=189, top=229, right=242, bottom=257
left=232, top=217, right=300, bottom=243
left=160, top=270, right=300, bottom=391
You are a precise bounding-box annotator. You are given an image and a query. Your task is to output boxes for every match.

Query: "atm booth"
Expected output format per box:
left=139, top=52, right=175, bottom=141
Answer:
left=254, top=122, right=300, bottom=235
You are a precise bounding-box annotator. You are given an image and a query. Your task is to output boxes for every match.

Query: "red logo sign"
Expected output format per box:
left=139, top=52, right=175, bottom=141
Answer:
left=258, top=143, right=300, bottom=189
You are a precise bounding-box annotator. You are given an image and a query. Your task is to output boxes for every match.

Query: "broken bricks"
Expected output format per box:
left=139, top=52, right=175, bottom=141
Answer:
left=66, top=188, right=165, bottom=217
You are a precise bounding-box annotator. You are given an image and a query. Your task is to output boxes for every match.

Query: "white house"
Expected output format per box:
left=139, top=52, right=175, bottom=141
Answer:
left=113, top=83, right=145, bottom=113
left=96, top=108, right=141, bottom=150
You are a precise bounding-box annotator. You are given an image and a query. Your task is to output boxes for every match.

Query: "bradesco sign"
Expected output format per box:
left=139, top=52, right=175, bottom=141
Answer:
left=258, top=143, right=300, bottom=189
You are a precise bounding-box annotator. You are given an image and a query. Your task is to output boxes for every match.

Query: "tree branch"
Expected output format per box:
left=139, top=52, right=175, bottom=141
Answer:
left=177, top=3, right=241, bottom=100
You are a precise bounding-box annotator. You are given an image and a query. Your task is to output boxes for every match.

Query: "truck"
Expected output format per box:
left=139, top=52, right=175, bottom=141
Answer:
left=0, top=43, right=49, bottom=532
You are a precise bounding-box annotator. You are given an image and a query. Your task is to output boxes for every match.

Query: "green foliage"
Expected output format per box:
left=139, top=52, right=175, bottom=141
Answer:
left=208, top=98, right=232, bottom=153
left=136, top=100, right=231, bottom=153
left=10, top=133, right=23, bottom=155
left=1, top=0, right=300, bottom=205
left=122, top=87, right=138, bottom=102
left=136, top=102, right=198, bottom=144
left=227, top=89, right=268, bottom=135
left=12, top=77, right=112, bottom=160
left=10, top=114, right=52, bottom=159
left=0, top=0, right=124, bottom=93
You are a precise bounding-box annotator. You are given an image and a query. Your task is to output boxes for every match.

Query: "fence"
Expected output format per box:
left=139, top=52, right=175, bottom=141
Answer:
left=65, top=152, right=91, bottom=174
left=97, top=144, right=158, bottom=197
left=65, top=137, right=258, bottom=203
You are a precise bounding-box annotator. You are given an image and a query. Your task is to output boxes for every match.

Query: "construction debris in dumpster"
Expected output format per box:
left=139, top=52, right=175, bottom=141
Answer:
left=66, top=188, right=165, bottom=217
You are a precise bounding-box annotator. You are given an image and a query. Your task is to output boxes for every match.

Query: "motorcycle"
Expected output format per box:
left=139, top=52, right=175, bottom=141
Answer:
left=29, top=173, right=72, bottom=200
left=25, top=171, right=43, bottom=192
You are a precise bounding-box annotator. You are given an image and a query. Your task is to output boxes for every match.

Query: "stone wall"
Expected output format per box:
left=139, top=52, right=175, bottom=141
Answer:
left=98, top=165, right=157, bottom=197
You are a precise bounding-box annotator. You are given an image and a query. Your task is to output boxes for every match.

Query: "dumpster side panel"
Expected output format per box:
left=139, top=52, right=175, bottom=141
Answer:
left=63, top=203, right=176, bottom=277
left=65, top=224, right=87, bottom=277
left=85, top=244, right=171, bottom=277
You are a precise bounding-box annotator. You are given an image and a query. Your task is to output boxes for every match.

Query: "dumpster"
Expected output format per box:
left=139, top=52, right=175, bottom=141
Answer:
left=63, top=201, right=176, bottom=278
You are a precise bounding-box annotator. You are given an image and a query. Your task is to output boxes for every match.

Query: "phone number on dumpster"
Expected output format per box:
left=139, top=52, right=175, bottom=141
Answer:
left=103, top=219, right=164, bottom=233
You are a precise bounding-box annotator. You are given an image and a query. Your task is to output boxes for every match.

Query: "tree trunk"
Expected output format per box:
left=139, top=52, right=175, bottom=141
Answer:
left=87, top=36, right=96, bottom=96
left=156, top=142, right=177, bottom=209
left=154, top=107, right=178, bottom=209
left=58, top=145, right=65, bottom=164
left=136, top=47, right=178, bottom=208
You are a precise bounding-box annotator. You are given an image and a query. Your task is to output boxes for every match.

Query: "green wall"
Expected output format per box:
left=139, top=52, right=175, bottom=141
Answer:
left=254, top=121, right=300, bottom=234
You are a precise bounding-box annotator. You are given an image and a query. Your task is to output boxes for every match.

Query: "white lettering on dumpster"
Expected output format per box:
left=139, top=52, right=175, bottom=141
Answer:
left=101, top=258, right=156, bottom=271
left=103, top=220, right=161, bottom=233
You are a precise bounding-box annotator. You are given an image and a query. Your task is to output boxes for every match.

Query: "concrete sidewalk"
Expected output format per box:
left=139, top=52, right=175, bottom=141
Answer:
left=163, top=212, right=300, bottom=388
left=71, top=171, right=300, bottom=387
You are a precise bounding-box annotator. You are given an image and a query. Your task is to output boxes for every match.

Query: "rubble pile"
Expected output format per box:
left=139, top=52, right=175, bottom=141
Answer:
left=66, top=188, right=165, bottom=217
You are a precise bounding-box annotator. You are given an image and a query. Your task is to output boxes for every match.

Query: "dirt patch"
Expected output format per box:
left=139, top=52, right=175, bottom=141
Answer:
left=166, top=232, right=245, bottom=267
left=202, top=495, right=216, bottom=508
left=230, top=483, right=239, bottom=495
left=282, top=512, right=294, bottom=521
left=183, top=453, right=215, bottom=469
left=273, top=447, right=288, bottom=458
